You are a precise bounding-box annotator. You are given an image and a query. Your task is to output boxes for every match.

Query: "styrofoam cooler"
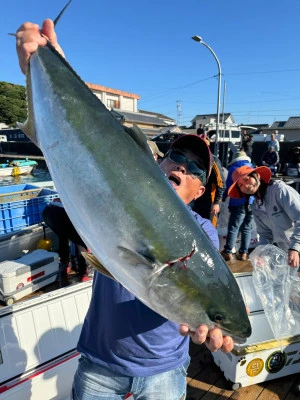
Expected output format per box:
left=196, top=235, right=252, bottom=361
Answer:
left=0, top=249, right=59, bottom=305
left=212, top=272, right=300, bottom=390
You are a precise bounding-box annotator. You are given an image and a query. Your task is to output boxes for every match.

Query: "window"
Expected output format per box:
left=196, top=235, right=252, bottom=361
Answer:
left=107, top=99, right=116, bottom=108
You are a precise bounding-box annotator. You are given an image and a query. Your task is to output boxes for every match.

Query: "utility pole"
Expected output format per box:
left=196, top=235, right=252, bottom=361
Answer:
left=176, top=100, right=182, bottom=127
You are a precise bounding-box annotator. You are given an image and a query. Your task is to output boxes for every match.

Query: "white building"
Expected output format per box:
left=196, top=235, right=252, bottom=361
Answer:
left=86, top=82, right=140, bottom=113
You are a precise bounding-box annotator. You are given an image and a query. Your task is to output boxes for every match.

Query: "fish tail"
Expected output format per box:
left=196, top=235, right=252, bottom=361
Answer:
left=53, top=0, right=73, bottom=27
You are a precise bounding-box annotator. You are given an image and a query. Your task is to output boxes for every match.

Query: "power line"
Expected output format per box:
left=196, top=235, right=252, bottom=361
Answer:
left=225, top=68, right=300, bottom=76
left=141, top=76, right=214, bottom=101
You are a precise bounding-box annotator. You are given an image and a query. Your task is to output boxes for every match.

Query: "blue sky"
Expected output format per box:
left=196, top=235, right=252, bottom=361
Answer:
left=1, top=0, right=300, bottom=127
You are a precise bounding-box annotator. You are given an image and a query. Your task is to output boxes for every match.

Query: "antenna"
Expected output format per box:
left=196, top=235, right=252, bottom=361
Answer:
left=176, top=100, right=182, bottom=127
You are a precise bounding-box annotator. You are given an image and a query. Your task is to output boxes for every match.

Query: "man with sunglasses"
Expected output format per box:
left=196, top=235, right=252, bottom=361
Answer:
left=16, top=19, right=234, bottom=400
left=160, top=135, right=212, bottom=208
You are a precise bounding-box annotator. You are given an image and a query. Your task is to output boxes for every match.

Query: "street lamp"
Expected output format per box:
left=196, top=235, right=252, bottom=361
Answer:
left=191, top=35, right=222, bottom=156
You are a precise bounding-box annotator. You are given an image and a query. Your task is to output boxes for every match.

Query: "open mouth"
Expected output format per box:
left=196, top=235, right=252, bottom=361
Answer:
left=168, top=174, right=181, bottom=188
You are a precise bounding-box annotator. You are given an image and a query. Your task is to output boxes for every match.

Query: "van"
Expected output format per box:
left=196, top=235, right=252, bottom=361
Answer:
left=205, top=123, right=243, bottom=145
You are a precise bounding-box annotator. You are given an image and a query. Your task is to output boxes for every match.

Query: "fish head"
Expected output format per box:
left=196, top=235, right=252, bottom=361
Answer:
left=204, top=294, right=252, bottom=342
left=148, top=245, right=252, bottom=342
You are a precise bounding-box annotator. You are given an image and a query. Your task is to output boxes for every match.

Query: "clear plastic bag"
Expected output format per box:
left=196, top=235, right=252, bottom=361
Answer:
left=250, top=244, right=300, bottom=339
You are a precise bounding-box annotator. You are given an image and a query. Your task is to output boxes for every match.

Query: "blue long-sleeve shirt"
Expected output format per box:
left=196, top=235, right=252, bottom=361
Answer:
left=77, top=210, right=219, bottom=377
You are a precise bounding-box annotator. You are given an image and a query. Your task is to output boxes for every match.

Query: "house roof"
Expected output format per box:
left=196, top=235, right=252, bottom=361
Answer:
left=191, top=113, right=234, bottom=123
left=111, top=109, right=168, bottom=126
left=270, top=121, right=287, bottom=128
left=86, top=82, right=140, bottom=99
left=138, top=109, right=175, bottom=122
left=281, top=117, right=300, bottom=128
left=160, top=125, right=183, bottom=134
left=270, top=117, right=300, bottom=129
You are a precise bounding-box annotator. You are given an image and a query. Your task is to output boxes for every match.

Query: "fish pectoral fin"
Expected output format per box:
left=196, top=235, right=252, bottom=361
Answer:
left=123, top=125, right=155, bottom=161
left=117, top=246, right=155, bottom=268
left=81, top=252, right=115, bottom=280
left=17, top=67, right=39, bottom=145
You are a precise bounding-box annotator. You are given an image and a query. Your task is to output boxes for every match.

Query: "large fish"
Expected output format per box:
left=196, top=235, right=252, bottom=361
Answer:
left=18, top=3, right=251, bottom=340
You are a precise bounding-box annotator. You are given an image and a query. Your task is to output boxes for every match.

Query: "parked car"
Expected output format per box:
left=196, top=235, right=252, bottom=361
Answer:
left=151, top=132, right=185, bottom=154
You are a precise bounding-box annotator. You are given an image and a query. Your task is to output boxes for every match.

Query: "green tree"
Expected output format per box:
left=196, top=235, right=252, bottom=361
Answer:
left=0, top=81, right=27, bottom=126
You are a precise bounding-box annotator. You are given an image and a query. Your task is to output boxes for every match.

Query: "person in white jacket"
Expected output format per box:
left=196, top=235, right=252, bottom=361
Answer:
left=228, top=165, right=300, bottom=268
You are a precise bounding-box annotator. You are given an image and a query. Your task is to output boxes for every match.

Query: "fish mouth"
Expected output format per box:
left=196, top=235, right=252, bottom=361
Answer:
left=218, top=326, right=251, bottom=344
left=168, top=173, right=181, bottom=188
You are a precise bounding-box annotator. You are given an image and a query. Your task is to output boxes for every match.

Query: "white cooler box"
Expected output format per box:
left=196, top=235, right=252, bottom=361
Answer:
left=212, top=272, right=300, bottom=390
left=0, top=249, right=59, bottom=305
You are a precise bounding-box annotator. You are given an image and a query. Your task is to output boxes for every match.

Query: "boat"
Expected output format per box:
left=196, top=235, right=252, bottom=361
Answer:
left=0, top=159, right=38, bottom=177
left=0, top=183, right=94, bottom=399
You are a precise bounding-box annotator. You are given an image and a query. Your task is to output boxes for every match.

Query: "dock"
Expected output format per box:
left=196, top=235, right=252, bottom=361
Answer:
left=0, top=153, right=45, bottom=161
left=187, top=341, right=300, bottom=399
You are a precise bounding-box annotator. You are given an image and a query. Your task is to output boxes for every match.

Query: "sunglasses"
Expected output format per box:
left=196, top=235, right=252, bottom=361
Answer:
left=165, top=149, right=206, bottom=181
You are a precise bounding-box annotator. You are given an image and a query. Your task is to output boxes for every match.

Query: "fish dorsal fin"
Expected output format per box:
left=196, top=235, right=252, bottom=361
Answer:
left=123, top=124, right=155, bottom=160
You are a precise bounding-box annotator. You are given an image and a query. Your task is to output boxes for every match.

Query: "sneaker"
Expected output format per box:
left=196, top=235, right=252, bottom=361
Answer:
left=80, top=274, right=93, bottom=282
left=220, top=250, right=234, bottom=262
left=236, top=253, right=248, bottom=261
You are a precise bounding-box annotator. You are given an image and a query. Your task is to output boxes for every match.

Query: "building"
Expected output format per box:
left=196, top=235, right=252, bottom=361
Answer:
left=268, top=117, right=300, bottom=141
left=191, top=113, right=235, bottom=130
left=86, top=83, right=174, bottom=136
left=86, top=82, right=140, bottom=113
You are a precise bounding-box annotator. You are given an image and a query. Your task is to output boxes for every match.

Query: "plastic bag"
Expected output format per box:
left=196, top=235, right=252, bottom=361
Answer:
left=250, top=244, right=300, bottom=340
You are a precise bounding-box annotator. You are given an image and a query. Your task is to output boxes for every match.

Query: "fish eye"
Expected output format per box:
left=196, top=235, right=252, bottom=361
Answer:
left=214, top=313, right=224, bottom=322
left=208, top=311, right=226, bottom=323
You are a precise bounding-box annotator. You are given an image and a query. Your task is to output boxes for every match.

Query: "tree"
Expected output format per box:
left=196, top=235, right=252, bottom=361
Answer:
left=0, top=81, right=27, bottom=126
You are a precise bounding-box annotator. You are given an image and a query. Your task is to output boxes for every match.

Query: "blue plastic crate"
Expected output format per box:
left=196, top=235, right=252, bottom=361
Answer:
left=0, top=184, right=59, bottom=235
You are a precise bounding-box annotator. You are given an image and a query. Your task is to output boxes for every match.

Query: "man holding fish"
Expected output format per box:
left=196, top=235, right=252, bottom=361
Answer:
left=16, top=19, right=237, bottom=400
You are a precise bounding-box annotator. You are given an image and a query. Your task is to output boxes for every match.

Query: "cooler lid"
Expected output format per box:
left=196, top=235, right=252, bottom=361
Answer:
left=0, top=249, right=58, bottom=278
left=234, top=272, right=263, bottom=313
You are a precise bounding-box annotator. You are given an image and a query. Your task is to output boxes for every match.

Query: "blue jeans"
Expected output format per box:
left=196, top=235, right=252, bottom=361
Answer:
left=224, top=204, right=253, bottom=254
left=72, top=356, right=190, bottom=400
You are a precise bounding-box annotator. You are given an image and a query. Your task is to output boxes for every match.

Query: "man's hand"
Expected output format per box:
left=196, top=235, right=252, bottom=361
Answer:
left=288, top=249, right=299, bottom=268
left=16, top=19, right=64, bottom=74
left=210, top=204, right=220, bottom=216
left=179, top=324, right=234, bottom=353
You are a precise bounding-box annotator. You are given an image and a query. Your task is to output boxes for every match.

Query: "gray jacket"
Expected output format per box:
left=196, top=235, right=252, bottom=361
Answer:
left=253, top=180, right=300, bottom=253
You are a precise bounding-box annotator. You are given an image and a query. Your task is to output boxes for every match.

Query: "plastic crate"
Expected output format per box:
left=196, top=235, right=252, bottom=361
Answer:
left=0, top=184, right=58, bottom=235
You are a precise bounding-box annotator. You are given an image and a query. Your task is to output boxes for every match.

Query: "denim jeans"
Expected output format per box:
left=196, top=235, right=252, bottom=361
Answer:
left=72, top=356, right=190, bottom=400
left=224, top=204, right=253, bottom=254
